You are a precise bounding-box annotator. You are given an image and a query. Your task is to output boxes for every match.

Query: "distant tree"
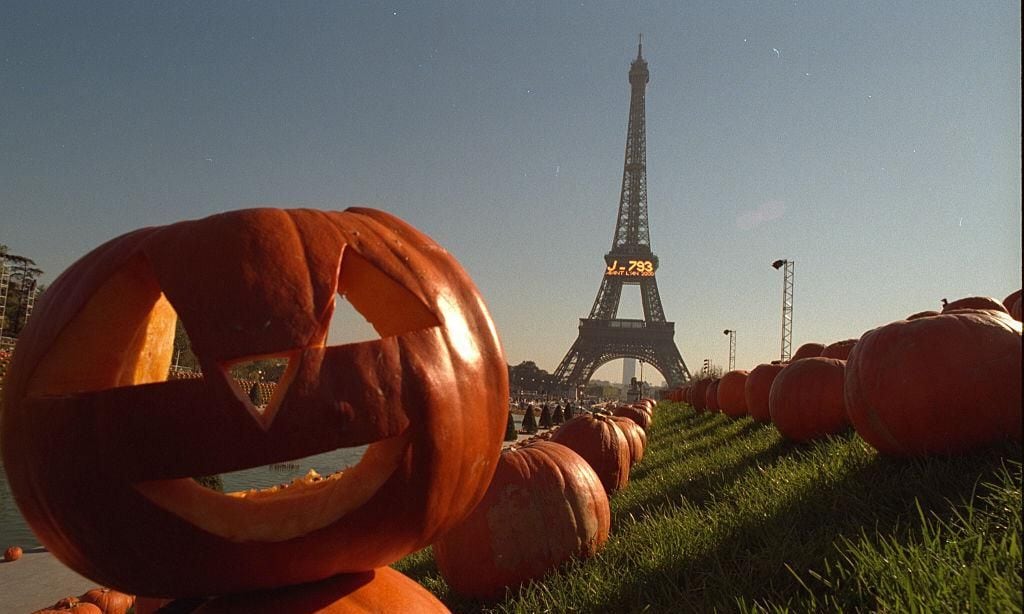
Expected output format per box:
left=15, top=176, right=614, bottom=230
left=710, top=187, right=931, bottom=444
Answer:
left=171, top=319, right=201, bottom=372
left=504, top=411, right=518, bottom=442
left=1, top=251, right=44, bottom=338
left=521, top=405, right=538, bottom=434
left=509, top=360, right=558, bottom=395
left=539, top=403, right=553, bottom=428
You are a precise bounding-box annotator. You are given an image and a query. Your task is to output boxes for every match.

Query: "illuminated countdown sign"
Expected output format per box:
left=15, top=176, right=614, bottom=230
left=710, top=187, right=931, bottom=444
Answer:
left=605, top=259, right=655, bottom=278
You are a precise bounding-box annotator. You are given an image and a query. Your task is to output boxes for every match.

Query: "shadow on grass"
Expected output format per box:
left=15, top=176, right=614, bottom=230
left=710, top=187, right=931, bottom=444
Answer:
left=632, top=417, right=765, bottom=479
left=616, top=436, right=795, bottom=523
left=615, top=441, right=1023, bottom=612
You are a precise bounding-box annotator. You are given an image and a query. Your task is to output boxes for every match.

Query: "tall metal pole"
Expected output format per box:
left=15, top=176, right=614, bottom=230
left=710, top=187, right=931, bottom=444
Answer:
left=722, top=329, right=736, bottom=371
left=772, top=259, right=794, bottom=361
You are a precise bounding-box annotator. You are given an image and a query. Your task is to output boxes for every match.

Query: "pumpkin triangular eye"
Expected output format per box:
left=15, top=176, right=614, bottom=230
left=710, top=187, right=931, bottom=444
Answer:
left=223, top=353, right=297, bottom=431
left=325, top=292, right=381, bottom=347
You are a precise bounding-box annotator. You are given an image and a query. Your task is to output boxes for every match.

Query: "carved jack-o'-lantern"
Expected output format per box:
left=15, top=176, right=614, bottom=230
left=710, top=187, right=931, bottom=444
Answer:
left=0, top=208, right=508, bottom=597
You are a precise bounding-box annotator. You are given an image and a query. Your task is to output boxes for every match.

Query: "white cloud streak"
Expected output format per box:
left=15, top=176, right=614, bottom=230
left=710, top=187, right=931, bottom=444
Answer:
left=737, top=200, right=786, bottom=229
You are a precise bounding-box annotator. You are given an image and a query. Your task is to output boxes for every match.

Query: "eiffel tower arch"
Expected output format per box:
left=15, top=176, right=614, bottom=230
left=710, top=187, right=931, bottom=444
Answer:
left=554, top=38, right=692, bottom=389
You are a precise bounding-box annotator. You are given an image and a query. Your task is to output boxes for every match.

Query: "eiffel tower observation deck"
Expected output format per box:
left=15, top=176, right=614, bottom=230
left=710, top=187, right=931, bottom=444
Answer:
left=554, top=38, right=692, bottom=389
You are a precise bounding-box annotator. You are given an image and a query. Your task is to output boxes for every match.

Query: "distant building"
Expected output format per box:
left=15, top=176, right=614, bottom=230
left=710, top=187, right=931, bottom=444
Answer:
left=622, top=358, right=637, bottom=387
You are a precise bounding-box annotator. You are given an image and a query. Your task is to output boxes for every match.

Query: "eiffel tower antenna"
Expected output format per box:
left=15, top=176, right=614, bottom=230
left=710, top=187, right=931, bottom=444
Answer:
left=638, top=33, right=643, bottom=58
left=554, top=42, right=692, bottom=390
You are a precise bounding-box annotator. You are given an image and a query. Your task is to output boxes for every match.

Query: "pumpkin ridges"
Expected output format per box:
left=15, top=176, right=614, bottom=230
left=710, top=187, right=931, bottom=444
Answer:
left=717, top=370, right=749, bottom=418
left=550, top=415, right=630, bottom=495
left=80, top=588, right=134, bottom=614
left=433, top=441, right=609, bottom=601
left=820, top=339, right=857, bottom=360
left=611, top=404, right=651, bottom=431
left=768, top=358, right=847, bottom=442
left=941, top=295, right=1007, bottom=314
left=845, top=311, right=1022, bottom=455
left=607, top=415, right=646, bottom=465
left=705, top=379, right=721, bottom=412
left=690, top=379, right=710, bottom=411
left=791, top=342, right=825, bottom=361
left=745, top=364, right=785, bottom=423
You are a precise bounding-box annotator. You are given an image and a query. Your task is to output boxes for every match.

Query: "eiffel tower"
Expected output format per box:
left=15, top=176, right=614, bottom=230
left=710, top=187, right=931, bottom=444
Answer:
left=554, top=38, right=691, bottom=389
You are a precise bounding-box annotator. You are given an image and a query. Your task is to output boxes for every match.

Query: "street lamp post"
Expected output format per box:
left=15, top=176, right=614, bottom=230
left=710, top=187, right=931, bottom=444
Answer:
left=772, top=259, right=794, bottom=362
left=722, top=329, right=736, bottom=371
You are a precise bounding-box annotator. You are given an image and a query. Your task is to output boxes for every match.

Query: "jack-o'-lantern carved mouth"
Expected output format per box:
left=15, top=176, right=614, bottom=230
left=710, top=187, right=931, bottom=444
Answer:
left=134, top=431, right=413, bottom=542
left=25, top=242, right=444, bottom=543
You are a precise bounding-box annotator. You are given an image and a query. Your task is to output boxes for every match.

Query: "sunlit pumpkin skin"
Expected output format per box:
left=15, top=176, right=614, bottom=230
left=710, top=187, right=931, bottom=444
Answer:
left=0, top=208, right=508, bottom=597
left=690, top=379, right=711, bottom=411
left=607, top=415, right=646, bottom=466
left=705, top=379, right=721, bottom=412
left=3, top=545, right=22, bottom=562
left=769, top=358, right=848, bottom=442
left=717, top=370, right=749, bottom=418
left=941, top=296, right=1007, bottom=314
left=80, top=588, right=134, bottom=614
left=845, top=311, right=1022, bottom=456
left=1004, top=289, right=1022, bottom=321
left=131, top=597, right=173, bottom=614
left=433, top=441, right=610, bottom=601
left=745, top=364, right=785, bottom=423
left=906, top=310, right=939, bottom=320
left=550, top=414, right=630, bottom=495
left=612, top=404, right=651, bottom=431
left=193, top=567, right=449, bottom=613
left=637, top=398, right=656, bottom=415
left=34, top=598, right=103, bottom=614
left=820, top=339, right=857, bottom=360
left=791, top=342, right=825, bottom=361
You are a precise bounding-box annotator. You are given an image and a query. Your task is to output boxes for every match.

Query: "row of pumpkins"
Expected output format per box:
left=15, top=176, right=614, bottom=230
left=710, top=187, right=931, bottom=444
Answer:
left=435, top=400, right=655, bottom=601
left=667, top=291, right=1022, bottom=456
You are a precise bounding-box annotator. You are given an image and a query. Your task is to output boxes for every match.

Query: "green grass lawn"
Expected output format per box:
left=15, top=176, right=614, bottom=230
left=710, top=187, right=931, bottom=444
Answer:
left=393, top=403, right=1022, bottom=613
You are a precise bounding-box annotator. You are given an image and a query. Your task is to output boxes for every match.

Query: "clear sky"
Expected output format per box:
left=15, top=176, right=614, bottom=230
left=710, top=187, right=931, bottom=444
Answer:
left=2, top=2, right=1020, bottom=385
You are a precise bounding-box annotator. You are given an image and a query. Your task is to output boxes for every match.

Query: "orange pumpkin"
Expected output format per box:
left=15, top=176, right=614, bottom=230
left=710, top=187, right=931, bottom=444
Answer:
left=1, top=208, right=507, bottom=597
left=3, top=545, right=22, bottom=562
left=820, top=339, right=857, bottom=360
left=550, top=414, right=630, bottom=495
left=744, top=364, right=785, bottom=423
left=769, top=358, right=848, bottom=442
left=717, top=370, right=749, bottom=418
left=791, top=342, right=825, bottom=361
left=690, top=379, right=711, bottom=411
left=845, top=311, right=1021, bottom=455
left=80, top=589, right=134, bottom=614
left=193, top=567, right=448, bottom=613
left=1004, top=289, right=1022, bottom=321
left=433, top=440, right=610, bottom=600
left=34, top=598, right=103, bottom=614
left=906, top=310, right=939, bottom=320
left=941, top=295, right=1007, bottom=314
left=608, top=415, right=646, bottom=466
left=705, top=378, right=721, bottom=412
left=612, top=404, right=651, bottom=431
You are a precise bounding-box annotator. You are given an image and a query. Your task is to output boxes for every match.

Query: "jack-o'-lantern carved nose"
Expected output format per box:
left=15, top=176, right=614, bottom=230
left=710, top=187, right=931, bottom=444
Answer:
left=221, top=353, right=297, bottom=431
